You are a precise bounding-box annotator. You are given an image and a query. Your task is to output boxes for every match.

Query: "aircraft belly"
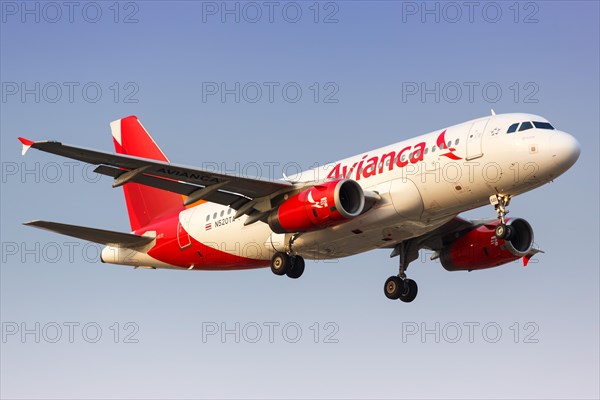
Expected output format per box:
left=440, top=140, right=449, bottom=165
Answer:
left=291, top=184, right=445, bottom=260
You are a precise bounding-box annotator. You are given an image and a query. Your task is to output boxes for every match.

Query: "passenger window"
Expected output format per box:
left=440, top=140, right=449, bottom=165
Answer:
left=424, top=147, right=428, bottom=155
left=533, top=121, right=555, bottom=130
left=220, top=210, right=224, bottom=217
left=432, top=146, right=436, bottom=153
left=454, top=138, right=460, bottom=146
left=401, top=154, right=406, bottom=162
left=507, top=123, right=519, bottom=133
left=228, top=208, right=232, bottom=215
left=519, top=122, right=533, bottom=131
left=213, top=212, right=217, bottom=219
left=206, top=215, right=210, bottom=222
left=447, top=141, right=451, bottom=148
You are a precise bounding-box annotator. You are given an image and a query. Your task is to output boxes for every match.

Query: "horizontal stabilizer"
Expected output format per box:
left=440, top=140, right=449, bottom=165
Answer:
left=23, top=220, right=154, bottom=248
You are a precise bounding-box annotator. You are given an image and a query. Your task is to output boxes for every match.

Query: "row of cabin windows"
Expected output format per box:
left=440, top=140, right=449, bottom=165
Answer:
left=206, top=208, right=233, bottom=221
left=507, top=121, right=555, bottom=134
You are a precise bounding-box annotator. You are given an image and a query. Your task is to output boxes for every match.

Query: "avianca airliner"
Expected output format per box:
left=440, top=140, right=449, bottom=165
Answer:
left=19, top=111, right=580, bottom=302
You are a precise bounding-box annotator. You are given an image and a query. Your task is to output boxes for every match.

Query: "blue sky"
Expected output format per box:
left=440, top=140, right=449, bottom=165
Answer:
left=1, top=1, right=599, bottom=398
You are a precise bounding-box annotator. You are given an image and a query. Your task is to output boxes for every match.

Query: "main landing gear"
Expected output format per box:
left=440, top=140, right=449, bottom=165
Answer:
left=384, top=241, right=419, bottom=303
left=270, top=233, right=305, bottom=279
left=490, top=193, right=513, bottom=240
left=271, top=252, right=305, bottom=279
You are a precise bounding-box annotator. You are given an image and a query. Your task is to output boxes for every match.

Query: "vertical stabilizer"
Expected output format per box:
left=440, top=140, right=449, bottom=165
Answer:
left=111, top=116, right=183, bottom=231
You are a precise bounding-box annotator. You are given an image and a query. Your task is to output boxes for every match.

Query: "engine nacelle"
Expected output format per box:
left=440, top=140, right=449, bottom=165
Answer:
left=268, top=179, right=365, bottom=234
left=440, top=218, right=534, bottom=271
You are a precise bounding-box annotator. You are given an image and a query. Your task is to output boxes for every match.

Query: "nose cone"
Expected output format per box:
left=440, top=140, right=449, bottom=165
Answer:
left=550, top=131, right=581, bottom=174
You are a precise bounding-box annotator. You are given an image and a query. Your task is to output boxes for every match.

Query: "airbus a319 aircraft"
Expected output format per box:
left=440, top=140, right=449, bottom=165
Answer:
left=19, top=111, right=580, bottom=302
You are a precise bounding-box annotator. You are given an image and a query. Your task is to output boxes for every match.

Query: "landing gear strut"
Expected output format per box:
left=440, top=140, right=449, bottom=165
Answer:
left=270, top=234, right=305, bottom=279
left=384, top=241, right=419, bottom=302
left=490, top=194, right=513, bottom=239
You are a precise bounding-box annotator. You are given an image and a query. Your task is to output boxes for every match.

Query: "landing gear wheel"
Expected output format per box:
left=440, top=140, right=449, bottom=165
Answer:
left=385, top=241, right=420, bottom=302
left=286, top=256, right=305, bottom=279
left=398, top=279, right=418, bottom=303
left=495, top=224, right=507, bottom=239
left=495, top=224, right=513, bottom=240
left=271, top=252, right=291, bottom=276
left=384, top=276, right=403, bottom=300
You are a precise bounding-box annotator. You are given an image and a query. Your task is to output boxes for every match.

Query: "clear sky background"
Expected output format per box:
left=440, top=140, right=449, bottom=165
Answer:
left=1, top=1, right=598, bottom=398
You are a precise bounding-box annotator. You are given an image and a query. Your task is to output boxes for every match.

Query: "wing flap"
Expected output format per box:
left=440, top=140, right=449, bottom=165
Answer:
left=93, top=165, right=250, bottom=208
left=24, top=220, right=155, bottom=248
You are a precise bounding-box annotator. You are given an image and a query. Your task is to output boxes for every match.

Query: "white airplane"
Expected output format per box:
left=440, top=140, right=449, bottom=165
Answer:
left=19, top=111, right=580, bottom=302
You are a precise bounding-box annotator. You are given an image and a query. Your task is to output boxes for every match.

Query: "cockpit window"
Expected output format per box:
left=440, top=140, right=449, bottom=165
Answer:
left=519, top=121, right=533, bottom=131
left=533, top=121, right=554, bottom=130
left=507, top=123, right=519, bottom=133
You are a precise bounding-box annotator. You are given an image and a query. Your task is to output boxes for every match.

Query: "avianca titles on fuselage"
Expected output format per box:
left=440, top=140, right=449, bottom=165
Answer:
left=19, top=111, right=580, bottom=302
left=326, top=129, right=461, bottom=182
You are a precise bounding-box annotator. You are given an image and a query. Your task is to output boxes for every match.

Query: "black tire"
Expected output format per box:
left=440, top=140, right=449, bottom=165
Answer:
left=384, top=276, right=402, bottom=300
left=496, top=224, right=514, bottom=240
left=399, top=279, right=418, bottom=303
left=286, top=256, right=305, bottom=279
left=495, top=224, right=507, bottom=239
left=271, top=252, right=290, bottom=276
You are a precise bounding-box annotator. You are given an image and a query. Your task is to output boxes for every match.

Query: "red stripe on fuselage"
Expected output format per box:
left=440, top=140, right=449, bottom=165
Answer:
left=134, top=213, right=270, bottom=270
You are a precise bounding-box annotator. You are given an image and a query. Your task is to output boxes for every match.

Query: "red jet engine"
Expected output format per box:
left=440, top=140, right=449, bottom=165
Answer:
left=440, top=218, right=534, bottom=271
left=268, top=179, right=365, bottom=234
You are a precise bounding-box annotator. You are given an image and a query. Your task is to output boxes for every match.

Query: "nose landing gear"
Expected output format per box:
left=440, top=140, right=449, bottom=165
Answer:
left=384, top=241, right=419, bottom=302
left=490, top=194, right=513, bottom=239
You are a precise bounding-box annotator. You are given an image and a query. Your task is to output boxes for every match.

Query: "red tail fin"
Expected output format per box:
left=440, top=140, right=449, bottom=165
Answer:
left=111, top=116, right=183, bottom=231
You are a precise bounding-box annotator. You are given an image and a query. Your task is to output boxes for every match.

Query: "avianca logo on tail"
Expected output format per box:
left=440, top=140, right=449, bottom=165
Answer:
left=327, top=130, right=462, bottom=181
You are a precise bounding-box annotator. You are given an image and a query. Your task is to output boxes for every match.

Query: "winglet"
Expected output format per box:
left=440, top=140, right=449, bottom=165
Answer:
left=18, top=137, right=35, bottom=155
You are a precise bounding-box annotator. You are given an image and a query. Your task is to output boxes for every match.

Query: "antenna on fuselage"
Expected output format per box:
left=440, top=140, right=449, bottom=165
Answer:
left=491, top=109, right=496, bottom=116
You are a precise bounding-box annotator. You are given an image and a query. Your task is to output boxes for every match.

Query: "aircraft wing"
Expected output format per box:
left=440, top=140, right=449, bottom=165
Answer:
left=19, top=137, right=294, bottom=213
